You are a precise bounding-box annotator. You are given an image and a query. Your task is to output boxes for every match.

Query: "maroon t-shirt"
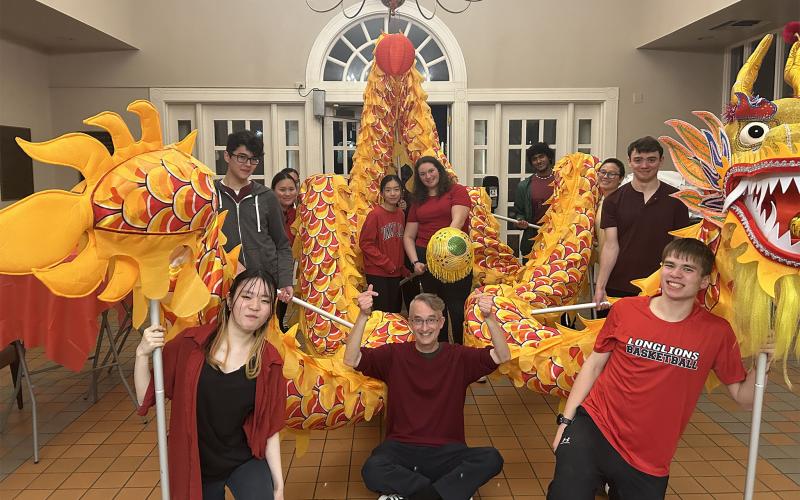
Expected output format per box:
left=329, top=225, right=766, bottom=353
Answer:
left=407, top=183, right=472, bottom=247
left=359, top=205, right=406, bottom=277
left=529, top=174, right=554, bottom=224
left=600, top=182, right=690, bottom=293
left=356, top=342, right=497, bottom=446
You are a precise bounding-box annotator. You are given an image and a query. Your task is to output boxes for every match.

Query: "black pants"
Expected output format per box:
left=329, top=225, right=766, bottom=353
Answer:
left=202, top=458, right=274, bottom=500
left=366, top=274, right=404, bottom=313
left=595, top=288, right=638, bottom=319
left=362, top=440, right=503, bottom=500
left=547, top=407, right=668, bottom=500
left=276, top=301, right=288, bottom=332
left=416, top=246, right=473, bottom=344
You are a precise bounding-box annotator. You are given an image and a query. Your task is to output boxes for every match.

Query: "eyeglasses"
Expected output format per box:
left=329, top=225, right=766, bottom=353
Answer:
left=228, top=152, right=261, bottom=166
left=597, top=170, right=621, bottom=179
left=410, top=317, right=441, bottom=328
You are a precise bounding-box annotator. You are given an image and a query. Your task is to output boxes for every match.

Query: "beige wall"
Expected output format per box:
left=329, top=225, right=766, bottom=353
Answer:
left=633, top=0, right=740, bottom=46
left=37, top=0, right=138, bottom=46
left=0, top=39, right=75, bottom=207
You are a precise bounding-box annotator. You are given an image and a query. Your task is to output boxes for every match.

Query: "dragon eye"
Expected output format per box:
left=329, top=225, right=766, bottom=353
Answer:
left=738, top=122, right=769, bottom=147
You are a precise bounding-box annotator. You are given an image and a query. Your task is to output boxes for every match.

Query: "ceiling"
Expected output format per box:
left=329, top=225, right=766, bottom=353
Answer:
left=640, top=0, right=799, bottom=52
left=0, top=0, right=136, bottom=54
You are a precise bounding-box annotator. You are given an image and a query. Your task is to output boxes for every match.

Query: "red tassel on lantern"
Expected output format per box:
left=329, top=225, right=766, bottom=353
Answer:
left=375, top=34, right=416, bottom=76
left=783, top=21, right=800, bottom=45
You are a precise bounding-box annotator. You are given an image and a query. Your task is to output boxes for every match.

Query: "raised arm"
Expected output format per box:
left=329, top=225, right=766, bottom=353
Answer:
left=476, top=293, right=511, bottom=364
left=134, top=324, right=165, bottom=405
left=726, top=343, right=775, bottom=410
left=403, top=222, right=426, bottom=276
left=344, top=285, right=379, bottom=368
left=450, top=204, right=469, bottom=230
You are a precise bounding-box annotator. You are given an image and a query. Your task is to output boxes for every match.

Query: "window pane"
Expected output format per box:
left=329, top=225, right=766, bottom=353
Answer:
left=286, top=150, right=299, bottom=170
left=578, top=147, right=592, bottom=154
left=215, top=150, right=227, bottom=175
left=751, top=39, right=775, bottom=100
left=330, top=39, right=352, bottom=63
left=543, top=120, right=557, bottom=145
left=346, top=122, right=358, bottom=145
left=508, top=120, right=522, bottom=145
left=781, top=42, right=792, bottom=98
left=334, top=150, right=344, bottom=175
left=415, top=57, right=426, bottom=77
left=507, top=177, right=520, bottom=197
left=387, top=18, right=407, bottom=34
left=347, top=57, right=366, bottom=82
left=178, top=120, right=192, bottom=141
left=333, top=121, right=343, bottom=146
left=525, top=120, right=539, bottom=145
left=578, top=119, right=592, bottom=144
left=285, top=120, right=299, bottom=147
left=347, top=149, right=354, bottom=171
left=474, top=149, right=487, bottom=175
left=474, top=120, right=487, bottom=146
left=419, top=41, right=443, bottom=63
left=362, top=43, right=375, bottom=62
left=324, top=61, right=344, bottom=81
left=251, top=120, right=263, bottom=136
left=232, top=120, right=246, bottom=133
left=428, top=61, right=449, bottom=81
left=254, top=159, right=264, bottom=176
left=214, top=120, right=228, bottom=147
left=729, top=45, right=744, bottom=92
left=345, top=25, right=367, bottom=48
left=407, top=24, right=428, bottom=47
left=508, top=149, right=521, bottom=174
left=364, top=18, right=384, bottom=39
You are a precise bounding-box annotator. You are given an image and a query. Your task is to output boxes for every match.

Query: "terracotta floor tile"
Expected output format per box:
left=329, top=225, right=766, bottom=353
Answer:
left=47, top=489, right=87, bottom=499
left=291, top=452, right=322, bottom=467
left=27, top=471, right=69, bottom=489
left=92, top=470, right=133, bottom=489
left=60, top=444, right=99, bottom=459
left=286, top=466, right=319, bottom=483
left=59, top=471, right=101, bottom=489
left=74, top=457, right=114, bottom=474
left=697, top=475, right=738, bottom=493
left=501, top=462, right=534, bottom=479
left=506, top=477, right=543, bottom=495
left=12, top=459, right=55, bottom=475
left=102, top=431, right=139, bottom=445
left=89, top=444, right=123, bottom=459
left=284, top=481, right=316, bottom=500
left=668, top=476, right=706, bottom=494
left=313, top=481, right=348, bottom=499
left=319, top=451, right=350, bottom=467
left=43, top=458, right=85, bottom=474
left=106, top=456, right=146, bottom=472
left=346, top=480, right=374, bottom=499
left=80, top=488, right=120, bottom=499
left=497, top=448, right=528, bottom=464
left=0, top=473, right=37, bottom=490
left=125, top=470, right=161, bottom=488
left=14, top=489, right=52, bottom=499
left=115, top=487, right=155, bottom=499
left=479, top=478, right=511, bottom=496
left=317, top=465, right=349, bottom=482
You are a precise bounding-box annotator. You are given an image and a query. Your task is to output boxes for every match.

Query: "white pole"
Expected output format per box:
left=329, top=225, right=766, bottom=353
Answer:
left=149, top=299, right=171, bottom=500
left=291, top=296, right=354, bottom=329
left=492, top=213, right=540, bottom=229
left=530, top=302, right=599, bottom=315
left=744, top=352, right=768, bottom=500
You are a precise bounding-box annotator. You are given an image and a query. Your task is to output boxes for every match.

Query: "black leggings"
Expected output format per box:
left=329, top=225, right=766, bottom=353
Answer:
left=547, top=407, right=668, bottom=500
left=202, top=458, right=274, bottom=500
left=366, top=274, right=404, bottom=313
left=362, top=440, right=503, bottom=500
left=416, top=246, right=472, bottom=344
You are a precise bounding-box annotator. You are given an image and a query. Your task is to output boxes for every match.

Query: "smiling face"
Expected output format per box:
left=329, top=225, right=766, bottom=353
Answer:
left=659, top=254, right=710, bottom=302
left=629, top=149, right=662, bottom=184
left=417, top=162, right=441, bottom=191
left=408, top=299, right=445, bottom=352
left=227, top=277, right=274, bottom=333
left=224, top=145, right=259, bottom=184
left=598, top=162, right=623, bottom=195
left=381, top=179, right=402, bottom=206
left=530, top=153, right=552, bottom=174
left=274, top=178, right=298, bottom=209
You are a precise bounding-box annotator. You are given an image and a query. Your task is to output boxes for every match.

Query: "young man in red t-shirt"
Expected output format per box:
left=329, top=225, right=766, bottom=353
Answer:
left=344, top=287, right=511, bottom=500
left=547, top=238, right=773, bottom=500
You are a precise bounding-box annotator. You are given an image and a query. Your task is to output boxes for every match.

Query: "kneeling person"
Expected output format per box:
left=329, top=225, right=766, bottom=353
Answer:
left=547, top=238, right=773, bottom=500
left=345, top=288, right=510, bottom=500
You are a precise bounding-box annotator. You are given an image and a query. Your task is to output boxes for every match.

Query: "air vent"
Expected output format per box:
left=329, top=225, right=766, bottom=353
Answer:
left=710, top=19, right=761, bottom=30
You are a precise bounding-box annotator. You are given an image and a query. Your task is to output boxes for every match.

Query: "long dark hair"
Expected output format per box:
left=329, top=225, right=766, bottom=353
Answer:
left=205, top=268, right=277, bottom=379
left=271, top=170, right=296, bottom=190
left=411, top=156, right=453, bottom=204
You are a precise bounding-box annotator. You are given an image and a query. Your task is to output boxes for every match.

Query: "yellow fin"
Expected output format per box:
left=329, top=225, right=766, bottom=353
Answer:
left=16, top=134, right=114, bottom=185
left=174, top=130, right=198, bottom=155
left=83, top=111, right=135, bottom=163
left=164, top=262, right=211, bottom=317
left=33, top=234, right=108, bottom=298
left=0, top=190, right=92, bottom=274
left=128, top=100, right=163, bottom=148
left=98, top=255, right=139, bottom=303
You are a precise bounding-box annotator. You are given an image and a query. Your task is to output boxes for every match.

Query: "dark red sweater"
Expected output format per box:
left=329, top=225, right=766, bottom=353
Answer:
left=137, top=324, right=286, bottom=499
left=357, top=342, right=497, bottom=446
left=359, top=205, right=406, bottom=277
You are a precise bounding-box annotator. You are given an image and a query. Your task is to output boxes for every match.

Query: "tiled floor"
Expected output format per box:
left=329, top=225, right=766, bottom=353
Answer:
left=1, top=331, right=799, bottom=499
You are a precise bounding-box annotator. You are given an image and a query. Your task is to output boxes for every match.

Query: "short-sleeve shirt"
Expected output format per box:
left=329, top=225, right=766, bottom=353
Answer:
left=600, top=182, right=690, bottom=293
left=582, top=296, right=747, bottom=476
left=408, top=183, right=471, bottom=247
left=356, top=342, right=497, bottom=446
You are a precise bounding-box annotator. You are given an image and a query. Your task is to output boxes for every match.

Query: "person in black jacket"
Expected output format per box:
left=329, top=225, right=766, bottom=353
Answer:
left=214, top=130, right=294, bottom=303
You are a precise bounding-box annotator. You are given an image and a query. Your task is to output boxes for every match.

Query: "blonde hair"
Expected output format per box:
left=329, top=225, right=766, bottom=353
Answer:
left=205, top=269, right=276, bottom=379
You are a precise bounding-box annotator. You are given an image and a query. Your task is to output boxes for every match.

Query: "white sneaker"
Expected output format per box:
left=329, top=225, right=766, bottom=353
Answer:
left=476, top=376, right=487, bottom=383
left=378, top=495, right=407, bottom=500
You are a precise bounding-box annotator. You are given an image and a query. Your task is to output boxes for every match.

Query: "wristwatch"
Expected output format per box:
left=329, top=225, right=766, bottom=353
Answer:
left=556, top=414, right=574, bottom=426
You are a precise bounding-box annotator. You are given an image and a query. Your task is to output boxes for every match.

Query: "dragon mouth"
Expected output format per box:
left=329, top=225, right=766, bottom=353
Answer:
left=723, top=158, right=800, bottom=266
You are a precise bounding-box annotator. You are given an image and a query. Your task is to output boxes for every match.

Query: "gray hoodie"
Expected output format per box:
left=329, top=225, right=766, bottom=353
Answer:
left=215, top=180, right=294, bottom=288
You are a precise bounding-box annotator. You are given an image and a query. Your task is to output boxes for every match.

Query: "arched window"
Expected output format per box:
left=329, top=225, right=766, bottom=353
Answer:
left=323, top=15, right=451, bottom=82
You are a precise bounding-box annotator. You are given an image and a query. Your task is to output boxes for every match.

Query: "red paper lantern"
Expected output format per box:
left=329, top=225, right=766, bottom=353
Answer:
left=375, top=34, right=416, bottom=76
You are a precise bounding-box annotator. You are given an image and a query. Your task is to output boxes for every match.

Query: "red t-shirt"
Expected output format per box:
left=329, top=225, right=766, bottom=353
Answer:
left=359, top=205, right=406, bottom=277
left=137, top=325, right=286, bottom=499
left=407, top=183, right=471, bottom=247
left=582, top=296, right=747, bottom=477
left=356, top=342, right=497, bottom=446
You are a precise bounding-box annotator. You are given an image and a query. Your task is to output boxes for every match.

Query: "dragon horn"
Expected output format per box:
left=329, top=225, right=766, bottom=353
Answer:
left=784, top=38, right=800, bottom=97
left=731, top=34, right=773, bottom=103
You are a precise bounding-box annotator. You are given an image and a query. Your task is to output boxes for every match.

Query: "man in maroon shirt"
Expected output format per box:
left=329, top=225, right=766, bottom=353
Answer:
left=345, top=287, right=511, bottom=500
left=513, top=142, right=556, bottom=260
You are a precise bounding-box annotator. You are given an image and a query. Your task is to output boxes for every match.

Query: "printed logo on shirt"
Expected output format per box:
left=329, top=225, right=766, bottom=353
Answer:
left=381, top=221, right=404, bottom=241
left=625, top=337, right=700, bottom=370
left=560, top=437, right=571, bottom=445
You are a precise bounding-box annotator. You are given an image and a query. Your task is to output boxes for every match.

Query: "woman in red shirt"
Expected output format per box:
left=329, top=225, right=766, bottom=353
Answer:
left=272, top=170, right=299, bottom=331
left=135, top=268, right=287, bottom=500
left=403, top=156, right=472, bottom=344
left=359, top=175, right=408, bottom=313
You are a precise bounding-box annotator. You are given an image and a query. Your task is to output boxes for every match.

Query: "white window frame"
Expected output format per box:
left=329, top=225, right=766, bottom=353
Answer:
left=722, top=30, right=793, bottom=111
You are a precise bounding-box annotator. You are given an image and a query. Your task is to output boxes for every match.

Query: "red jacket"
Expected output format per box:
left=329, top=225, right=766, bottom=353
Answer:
left=137, top=324, right=286, bottom=499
